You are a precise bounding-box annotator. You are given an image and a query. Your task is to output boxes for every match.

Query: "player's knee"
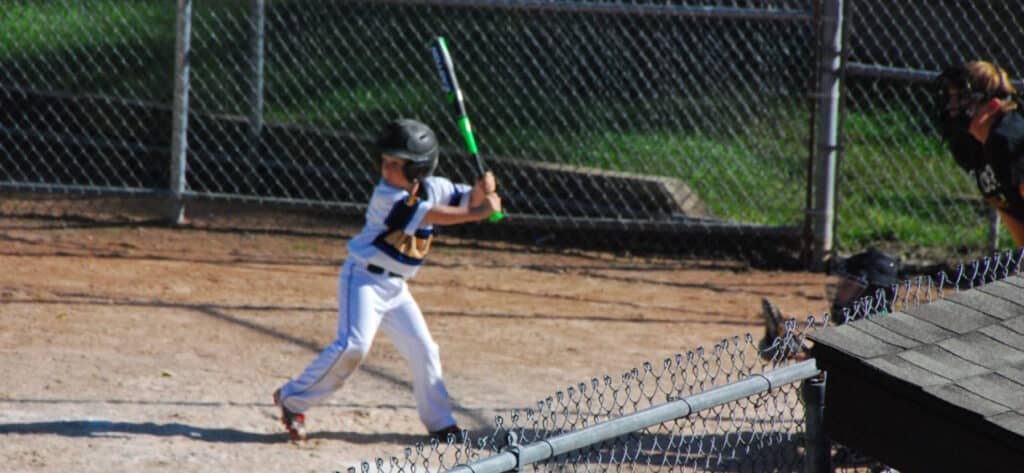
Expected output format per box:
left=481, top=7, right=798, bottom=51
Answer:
left=340, top=343, right=370, bottom=368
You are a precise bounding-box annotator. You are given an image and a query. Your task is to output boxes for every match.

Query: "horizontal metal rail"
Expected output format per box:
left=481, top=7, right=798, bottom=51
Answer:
left=446, top=359, right=820, bottom=473
left=368, top=0, right=813, bottom=21
left=846, top=62, right=1024, bottom=89
left=844, top=62, right=937, bottom=83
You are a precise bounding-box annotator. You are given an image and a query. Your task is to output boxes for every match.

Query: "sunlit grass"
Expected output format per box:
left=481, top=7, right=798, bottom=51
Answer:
left=2, top=2, right=176, bottom=56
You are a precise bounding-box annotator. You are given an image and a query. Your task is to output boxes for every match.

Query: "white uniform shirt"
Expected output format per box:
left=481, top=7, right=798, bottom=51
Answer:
left=347, top=176, right=472, bottom=279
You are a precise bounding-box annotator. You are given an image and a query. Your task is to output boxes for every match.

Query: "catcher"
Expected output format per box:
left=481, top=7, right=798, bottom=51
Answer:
left=272, top=118, right=501, bottom=441
left=759, top=248, right=900, bottom=361
left=935, top=60, right=1024, bottom=246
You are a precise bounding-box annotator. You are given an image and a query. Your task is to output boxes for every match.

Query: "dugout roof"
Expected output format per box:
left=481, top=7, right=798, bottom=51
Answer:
left=808, top=276, right=1024, bottom=472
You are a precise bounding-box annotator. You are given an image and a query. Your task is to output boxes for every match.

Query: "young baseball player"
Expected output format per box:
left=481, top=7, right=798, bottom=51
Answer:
left=936, top=61, right=1024, bottom=246
left=273, top=118, right=501, bottom=442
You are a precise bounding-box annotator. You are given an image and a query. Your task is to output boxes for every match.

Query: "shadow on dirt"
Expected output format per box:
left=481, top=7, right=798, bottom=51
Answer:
left=2, top=294, right=493, bottom=429
left=0, top=420, right=431, bottom=445
left=429, top=309, right=755, bottom=327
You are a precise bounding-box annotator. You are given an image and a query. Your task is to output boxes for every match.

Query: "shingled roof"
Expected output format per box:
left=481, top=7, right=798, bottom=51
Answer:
left=808, top=275, right=1024, bottom=472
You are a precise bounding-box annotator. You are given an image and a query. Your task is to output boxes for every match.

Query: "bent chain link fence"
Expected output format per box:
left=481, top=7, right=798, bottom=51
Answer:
left=350, top=248, right=1023, bottom=473
left=1, top=0, right=817, bottom=260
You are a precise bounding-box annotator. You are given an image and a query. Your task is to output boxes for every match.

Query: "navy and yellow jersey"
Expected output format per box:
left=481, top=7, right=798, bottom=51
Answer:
left=347, top=176, right=472, bottom=278
left=949, top=111, right=1024, bottom=222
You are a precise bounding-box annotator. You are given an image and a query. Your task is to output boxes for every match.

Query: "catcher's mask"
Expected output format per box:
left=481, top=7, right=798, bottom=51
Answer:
left=830, top=248, right=900, bottom=320
left=934, top=63, right=1011, bottom=139
left=374, top=118, right=439, bottom=182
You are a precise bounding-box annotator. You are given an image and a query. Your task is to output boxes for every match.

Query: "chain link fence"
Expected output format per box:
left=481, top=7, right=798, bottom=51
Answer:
left=348, top=248, right=1023, bottom=473
left=354, top=337, right=816, bottom=473
left=2, top=0, right=1023, bottom=262
left=1, top=0, right=819, bottom=261
left=1, top=1, right=176, bottom=193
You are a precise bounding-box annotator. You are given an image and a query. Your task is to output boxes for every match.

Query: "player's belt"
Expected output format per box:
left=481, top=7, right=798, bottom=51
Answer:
left=366, top=264, right=404, bottom=279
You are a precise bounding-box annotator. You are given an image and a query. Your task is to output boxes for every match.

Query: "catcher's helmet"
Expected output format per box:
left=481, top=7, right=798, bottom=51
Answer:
left=934, top=62, right=1013, bottom=137
left=840, top=248, right=899, bottom=287
left=374, top=118, right=439, bottom=182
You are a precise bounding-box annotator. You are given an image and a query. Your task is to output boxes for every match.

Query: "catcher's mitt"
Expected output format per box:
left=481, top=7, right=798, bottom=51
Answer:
left=757, top=298, right=810, bottom=362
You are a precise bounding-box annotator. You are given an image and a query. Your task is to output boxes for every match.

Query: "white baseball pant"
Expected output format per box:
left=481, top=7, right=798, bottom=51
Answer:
left=277, top=260, right=456, bottom=431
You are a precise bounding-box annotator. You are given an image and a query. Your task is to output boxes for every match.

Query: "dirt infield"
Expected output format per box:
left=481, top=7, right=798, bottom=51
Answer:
left=0, top=203, right=833, bottom=472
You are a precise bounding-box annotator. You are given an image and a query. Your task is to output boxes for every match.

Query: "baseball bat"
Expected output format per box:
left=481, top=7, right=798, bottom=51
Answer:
left=430, top=36, right=504, bottom=222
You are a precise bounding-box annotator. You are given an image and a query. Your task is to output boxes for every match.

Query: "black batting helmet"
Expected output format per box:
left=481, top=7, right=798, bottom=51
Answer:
left=374, top=118, right=439, bottom=182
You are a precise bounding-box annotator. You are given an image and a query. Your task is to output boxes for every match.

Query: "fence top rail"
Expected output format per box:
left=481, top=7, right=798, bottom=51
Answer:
left=442, top=359, right=820, bottom=473
left=364, top=0, right=814, bottom=21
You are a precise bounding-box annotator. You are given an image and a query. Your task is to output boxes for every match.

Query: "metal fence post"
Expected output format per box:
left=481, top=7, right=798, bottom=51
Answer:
left=811, top=0, right=844, bottom=269
left=169, top=0, right=193, bottom=224
left=249, top=0, right=265, bottom=156
left=988, top=208, right=1001, bottom=252
left=802, top=373, right=830, bottom=473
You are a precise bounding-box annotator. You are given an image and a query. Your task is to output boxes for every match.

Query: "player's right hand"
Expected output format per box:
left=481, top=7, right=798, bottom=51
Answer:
left=476, top=171, right=497, bottom=195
